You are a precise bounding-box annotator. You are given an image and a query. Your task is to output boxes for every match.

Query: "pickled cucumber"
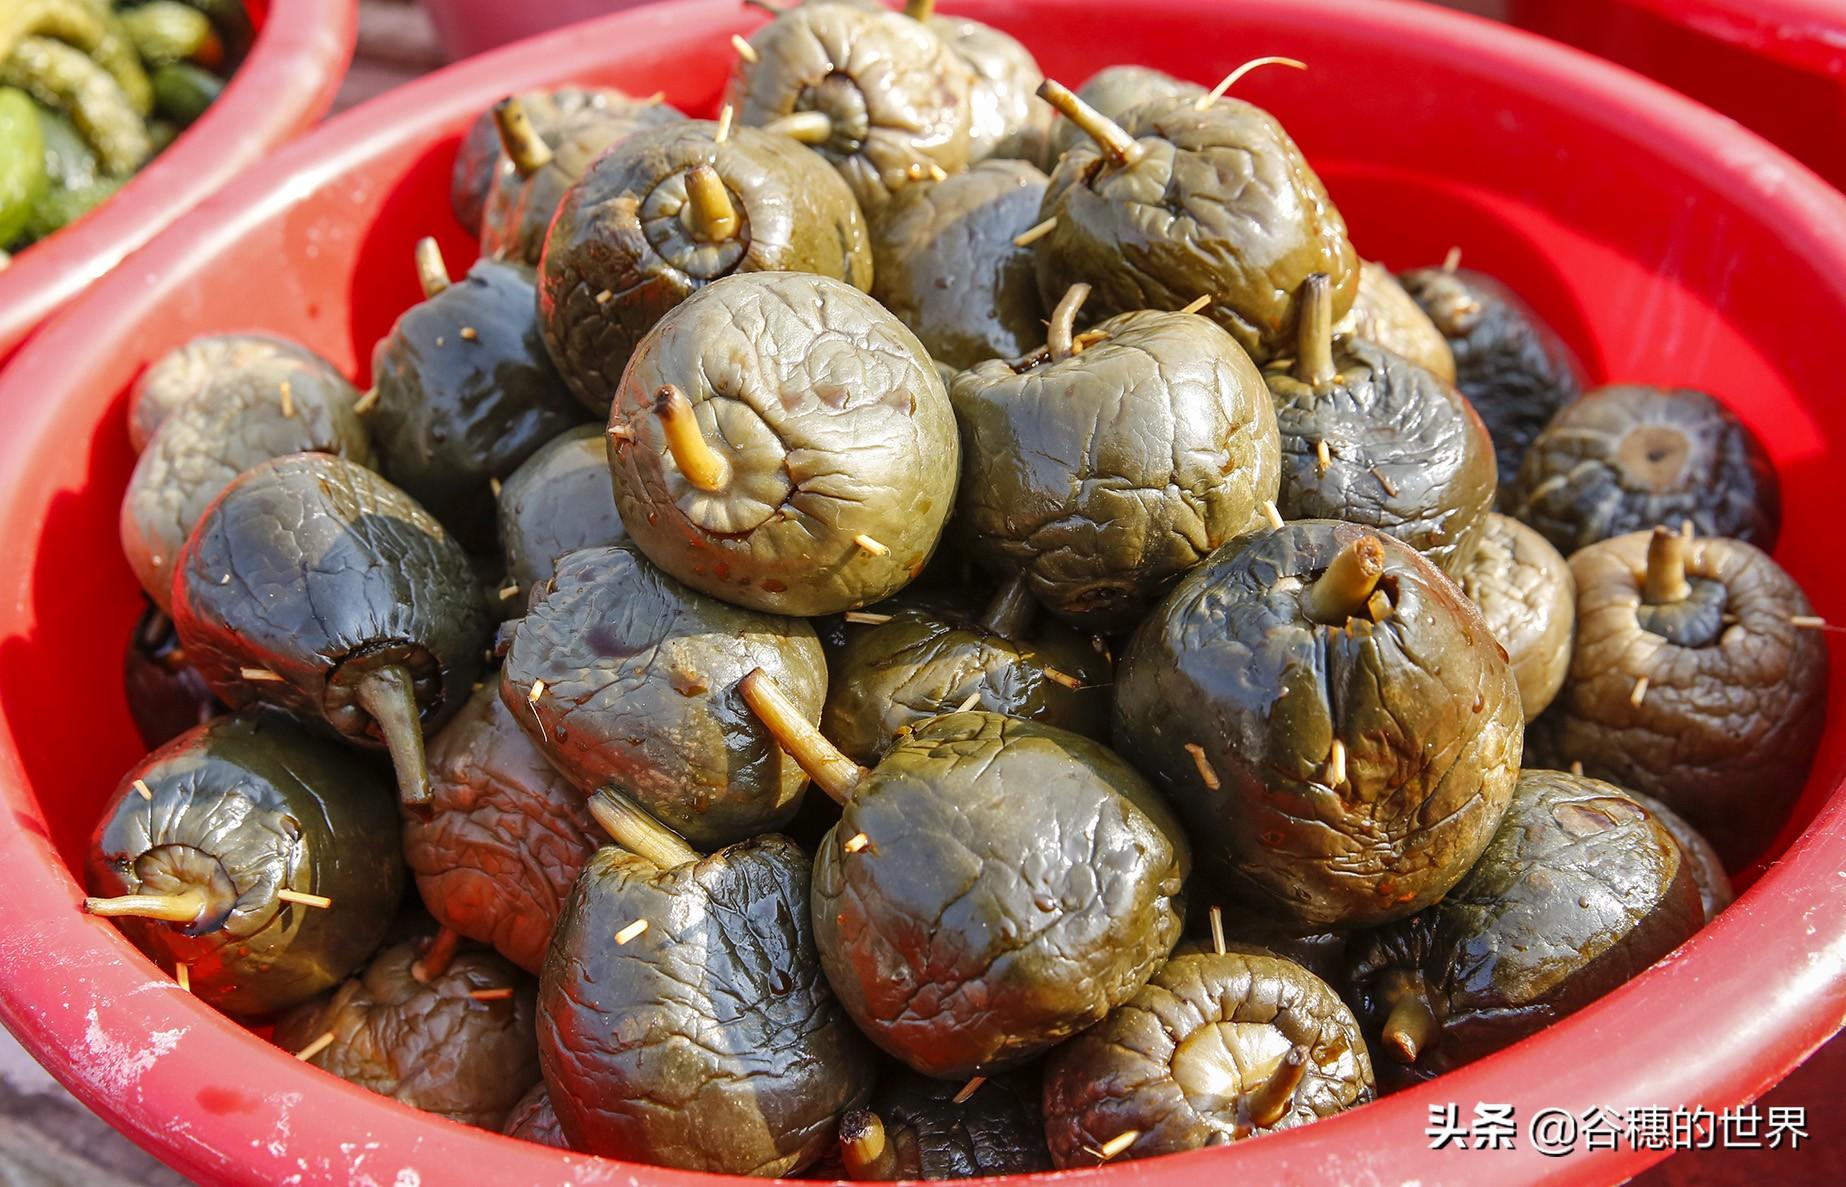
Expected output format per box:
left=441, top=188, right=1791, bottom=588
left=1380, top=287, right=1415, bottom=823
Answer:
left=1, top=35, right=150, bottom=176
left=122, top=2, right=221, bottom=70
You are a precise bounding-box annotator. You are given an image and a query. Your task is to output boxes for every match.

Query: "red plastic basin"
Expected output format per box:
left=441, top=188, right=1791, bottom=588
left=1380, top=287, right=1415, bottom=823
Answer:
left=1, top=0, right=1844, bottom=1183
left=421, top=0, right=655, bottom=61
left=1504, top=0, right=1846, bottom=193
left=0, top=0, right=358, bottom=367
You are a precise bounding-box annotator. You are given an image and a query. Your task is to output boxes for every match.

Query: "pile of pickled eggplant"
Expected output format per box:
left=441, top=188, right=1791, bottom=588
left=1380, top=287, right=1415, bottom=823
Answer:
left=91, top=0, right=1831, bottom=1175
left=0, top=0, right=239, bottom=262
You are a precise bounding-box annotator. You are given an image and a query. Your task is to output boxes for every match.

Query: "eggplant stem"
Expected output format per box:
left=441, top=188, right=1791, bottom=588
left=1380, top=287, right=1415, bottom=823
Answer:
left=492, top=95, right=553, bottom=177
left=589, top=788, right=699, bottom=869
left=682, top=164, right=740, bottom=243
left=978, top=574, right=1037, bottom=638
left=903, top=0, right=935, bottom=20
left=414, top=237, right=450, bottom=300
left=1382, top=987, right=1440, bottom=1063
left=354, top=665, right=431, bottom=812
left=1244, top=1049, right=1307, bottom=1129
left=1208, top=904, right=1226, bottom=956
left=1303, top=535, right=1386, bottom=624
left=1036, top=79, right=1144, bottom=168
left=81, top=890, right=207, bottom=924
left=739, top=668, right=865, bottom=805
left=1294, top=273, right=1337, bottom=387
left=1047, top=283, right=1091, bottom=361
left=1644, top=525, right=1690, bottom=604
left=654, top=384, right=732, bottom=493
left=762, top=110, right=832, bottom=144
left=412, top=926, right=460, bottom=983
left=839, top=1109, right=899, bottom=1179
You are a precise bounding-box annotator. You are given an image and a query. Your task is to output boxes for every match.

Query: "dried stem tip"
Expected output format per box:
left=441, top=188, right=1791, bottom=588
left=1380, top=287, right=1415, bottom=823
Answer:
left=276, top=888, right=332, bottom=909
left=414, top=237, right=450, bottom=300
left=1184, top=743, right=1220, bottom=790
left=492, top=96, right=554, bottom=177
left=1304, top=535, right=1387, bottom=625
left=762, top=110, right=832, bottom=144
left=839, top=1109, right=898, bottom=1179
left=1208, top=905, right=1227, bottom=956
left=1383, top=987, right=1439, bottom=1064
left=82, top=890, right=207, bottom=924
left=952, top=1076, right=986, bottom=1104
left=412, top=927, right=461, bottom=982
left=1047, top=283, right=1091, bottom=361
left=1036, top=79, right=1145, bottom=168
left=294, top=1031, right=336, bottom=1062
left=614, top=919, right=650, bottom=945
left=1644, top=525, right=1690, bottom=604
left=1013, top=216, right=1057, bottom=248
left=903, top=0, right=936, bottom=20
left=729, top=32, right=759, bottom=63
left=1295, top=272, right=1337, bottom=387
left=654, top=384, right=733, bottom=493
left=1096, top=1130, right=1140, bottom=1161
left=1244, top=1049, right=1307, bottom=1129
left=682, top=164, right=740, bottom=243
left=739, top=668, right=867, bottom=805
left=1195, top=56, right=1308, bottom=110
left=589, top=787, right=699, bottom=870
left=355, top=665, right=431, bottom=812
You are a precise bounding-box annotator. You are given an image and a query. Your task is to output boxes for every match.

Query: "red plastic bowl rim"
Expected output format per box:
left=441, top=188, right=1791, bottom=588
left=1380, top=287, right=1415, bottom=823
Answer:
left=1, top=1, right=1845, bottom=1185
left=1613, top=0, right=1846, bottom=73
left=0, top=0, right=360, bottom=364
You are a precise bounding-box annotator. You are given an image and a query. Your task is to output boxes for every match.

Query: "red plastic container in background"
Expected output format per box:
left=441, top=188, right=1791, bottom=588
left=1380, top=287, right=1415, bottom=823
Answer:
left=1505, top=0, right=1846, bottom=193
left=0, top=0, right=359, bottom=366
left=1, top=1, right=1844, bottom=1183
left=421, top=0, right=654, bottom=60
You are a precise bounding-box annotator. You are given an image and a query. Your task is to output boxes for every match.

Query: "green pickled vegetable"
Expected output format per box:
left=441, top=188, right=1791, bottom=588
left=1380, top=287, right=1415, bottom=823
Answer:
left=2, top=35, right=150, bottom=175
left=122, top=1, right=221, bottom=69
left=150, top=60, right=220, bottom=126
left=0, top=88, right=47, bottom=246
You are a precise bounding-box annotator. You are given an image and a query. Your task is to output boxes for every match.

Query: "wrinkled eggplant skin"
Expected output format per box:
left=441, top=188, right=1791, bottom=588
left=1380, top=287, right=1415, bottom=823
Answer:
left=822, top=604, right=1109, bottom=765
left=952, top=309, right=1281, bottom=632
left=1400, top=266, right=1581, bottom=488
left=610, top=272, right=957, bottom=616
left=1526, top=531, right=1826, bottom=867
left=370, top=258, right=584, bottom=554
left=479, top=98, right=687, bottom=267
left=1050, top=66, right=1203, bottom=162
left=726, top=5, right=973, bottom=213
left=813, top=712, right=1190, bottom=1079
left=450, top=86, right=635, bottom=232
left=1346, top=771, right=1702, bottom=1078
left=931, top=17, right=1049, bottom=166
left=1457, top=513, right=1574, bottom=719
left=1334, top=262, right=1455, bottom=383
left=275, top=940, right=540, bottom=1130
left=127, top=333, right=358, bottom=453
left=1043, top=950, right=1373, bottom=1167
left=500, top=544, right=827, bottom=848
left=1113, top=521, right=1524, bottom=930
left=403, top=681, right=599, bottom=973
left=1265, top=335, right=1496, bottom=578
left=1037, top=95, right=1358, bottom=363
left=497, top=424, right=627, bottom=598
left=123, top=601, right=222, bottom=748
left=870, top=159, right=1047, bottom=369
left=540, top=121, right=873, bottom=415
left=539, top=836, right=873, bottom=1176
left=816, top=583, right=987, bottom=680
left=866, top=1069, right=1052, bottom=1179
left=86, top=714, right=405, bottom=1017
left=503, top=1082, right=572, bottom=1149
left=1511, top=385, right=1780, bottom=555
left=122, top=352, right=376, bottom=610
left=1623, top=788, right=1734, bottom=923
left=172, top=454, right=489, bottom=747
